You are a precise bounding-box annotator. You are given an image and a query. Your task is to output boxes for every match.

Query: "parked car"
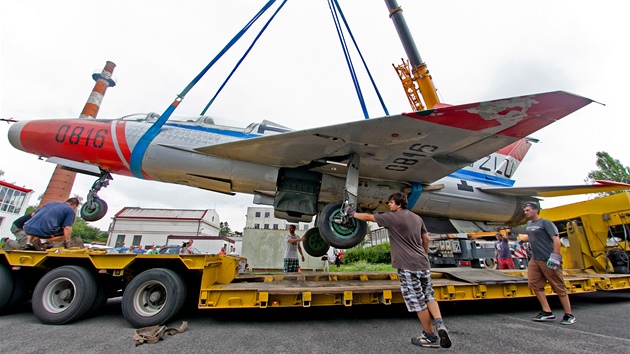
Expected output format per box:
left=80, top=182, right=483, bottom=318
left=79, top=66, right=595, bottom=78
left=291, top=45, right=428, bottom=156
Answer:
left=158, top=245, right=203, bottom=255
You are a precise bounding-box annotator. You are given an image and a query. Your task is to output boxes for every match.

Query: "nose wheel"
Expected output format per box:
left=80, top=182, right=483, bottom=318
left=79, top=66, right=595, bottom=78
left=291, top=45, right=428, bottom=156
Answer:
left=80, top=171, right=112, bottom=222
left=81, top=198, right=108, bottom=222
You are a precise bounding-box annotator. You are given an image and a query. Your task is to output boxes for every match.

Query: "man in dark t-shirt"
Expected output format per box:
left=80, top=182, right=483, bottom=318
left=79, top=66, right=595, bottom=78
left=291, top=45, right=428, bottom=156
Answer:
left=23, top=197, right=79, bottom=250
left=351, top=192, right=451, bottom=348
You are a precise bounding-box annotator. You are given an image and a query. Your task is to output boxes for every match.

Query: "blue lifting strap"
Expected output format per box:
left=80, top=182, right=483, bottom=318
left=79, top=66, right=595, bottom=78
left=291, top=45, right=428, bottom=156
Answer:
left=329, top=0, right=389, bottom=119
left=129, top=0, right=278, bottom=179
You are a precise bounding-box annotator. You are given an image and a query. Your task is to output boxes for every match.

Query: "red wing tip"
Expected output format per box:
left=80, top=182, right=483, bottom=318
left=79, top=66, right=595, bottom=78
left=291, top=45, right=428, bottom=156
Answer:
left=594, top=180, right=630, bottom=187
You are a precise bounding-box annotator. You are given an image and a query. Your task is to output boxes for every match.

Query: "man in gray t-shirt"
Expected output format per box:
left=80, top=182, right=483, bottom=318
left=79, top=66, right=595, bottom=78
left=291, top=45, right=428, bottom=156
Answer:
left=351, top=192, right=451, bottom=348
left=523, top=202, right=576, bottom=325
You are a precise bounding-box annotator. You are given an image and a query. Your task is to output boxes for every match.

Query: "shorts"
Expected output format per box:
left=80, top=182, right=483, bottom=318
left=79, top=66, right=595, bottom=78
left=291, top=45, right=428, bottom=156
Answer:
left=527, top=259, right=567, bottom=296
left=283, top=258, right=299, bottom=272
left=498, top=258, right=514, bottom=269
left=397, top=269, right=436, bottom=312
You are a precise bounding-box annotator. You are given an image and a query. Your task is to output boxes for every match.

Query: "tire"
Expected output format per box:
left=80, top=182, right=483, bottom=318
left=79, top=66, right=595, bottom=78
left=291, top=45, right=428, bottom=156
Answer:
left=4, top=269, right=31, bottom=311
left=85, top=276, right=111, bottom=317
left=81, top=198, right=108, bottom=222
left=122, top=268, right=187, bottom=328
left=302, top=228, right=330, bottom=257
left=32, top=266, right=98, bottom=324
left=484, top=258, right=497, bottom=270
left=319, top=201, right=368, bottom=249
left=0, top=265, right=14, bottom=312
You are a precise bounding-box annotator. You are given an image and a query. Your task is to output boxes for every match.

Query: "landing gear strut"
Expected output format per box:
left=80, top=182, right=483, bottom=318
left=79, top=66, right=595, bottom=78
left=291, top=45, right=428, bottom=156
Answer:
left=316, top=154, right=367, bottom=249
left=80, top=171, right=112, bottom=222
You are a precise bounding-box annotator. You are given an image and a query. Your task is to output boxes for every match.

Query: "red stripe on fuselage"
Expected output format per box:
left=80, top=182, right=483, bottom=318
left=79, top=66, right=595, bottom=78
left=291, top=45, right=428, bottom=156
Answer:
left=19, top=119, right=133, bottom=176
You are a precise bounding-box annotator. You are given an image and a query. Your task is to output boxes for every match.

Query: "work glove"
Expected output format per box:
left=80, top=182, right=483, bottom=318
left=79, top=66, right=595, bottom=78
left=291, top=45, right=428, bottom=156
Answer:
left=344, top=204, right=355, bottom=218
left=547, top=252, right=562, bottom=270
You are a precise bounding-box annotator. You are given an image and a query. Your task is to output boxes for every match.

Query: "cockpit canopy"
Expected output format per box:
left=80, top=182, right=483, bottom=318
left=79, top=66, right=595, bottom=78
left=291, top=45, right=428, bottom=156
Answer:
left=112, top=113, right=292, bottom=136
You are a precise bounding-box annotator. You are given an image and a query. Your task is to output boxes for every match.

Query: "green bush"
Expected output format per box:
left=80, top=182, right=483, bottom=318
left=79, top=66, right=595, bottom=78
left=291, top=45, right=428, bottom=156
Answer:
left=345, top=242, right=391, bottom=264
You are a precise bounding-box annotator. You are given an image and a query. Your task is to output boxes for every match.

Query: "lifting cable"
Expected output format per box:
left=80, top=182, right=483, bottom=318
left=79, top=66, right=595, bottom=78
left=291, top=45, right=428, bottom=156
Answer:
left=129, top=0, right=278, bottom=179
left=201, top=0, right=288, bottom=115
left=328, top=0, right=389, bottom=118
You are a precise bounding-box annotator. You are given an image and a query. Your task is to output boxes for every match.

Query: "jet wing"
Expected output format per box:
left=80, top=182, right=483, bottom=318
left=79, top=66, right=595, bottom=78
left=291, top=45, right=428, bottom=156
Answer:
left=195, top=91, right=592, bottom=184
left=479, top=180, right=630, bottom=197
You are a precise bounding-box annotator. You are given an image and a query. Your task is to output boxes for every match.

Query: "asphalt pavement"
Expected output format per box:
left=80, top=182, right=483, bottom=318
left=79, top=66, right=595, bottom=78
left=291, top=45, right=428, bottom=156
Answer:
left=1, top=291, right=630, bottom=354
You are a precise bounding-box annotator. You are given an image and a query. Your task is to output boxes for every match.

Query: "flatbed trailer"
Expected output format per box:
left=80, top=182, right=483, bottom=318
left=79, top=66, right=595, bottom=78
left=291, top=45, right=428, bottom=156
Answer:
left=3, top=249, right=630, bottom=328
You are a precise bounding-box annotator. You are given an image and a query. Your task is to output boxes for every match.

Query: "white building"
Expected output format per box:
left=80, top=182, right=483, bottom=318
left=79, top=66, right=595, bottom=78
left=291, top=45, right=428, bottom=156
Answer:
left=0, top=180, right=34, bottom=238
left=245, top=206, right=313, bottom=231
left=106, top=207, right=230, bottom=253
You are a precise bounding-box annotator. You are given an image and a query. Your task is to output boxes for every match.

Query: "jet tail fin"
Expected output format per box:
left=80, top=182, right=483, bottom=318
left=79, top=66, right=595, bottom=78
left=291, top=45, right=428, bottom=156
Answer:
left=453, top=138, right=535, bottom=187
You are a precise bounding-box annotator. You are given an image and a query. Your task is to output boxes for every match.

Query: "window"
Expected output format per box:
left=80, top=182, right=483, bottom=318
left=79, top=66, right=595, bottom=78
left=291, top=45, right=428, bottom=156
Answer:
left=0, top=187, right=27, bottom=214
left=255, top=212, right=261, bottom=217
left=115, top=235, right=126, bottom=247
left=132, top=235, right=142, bottom=246
left=264, top=212, right=270, bottom=217
left=273, top=224, right=278, bottom=230
left=303, top=225, right=309, bottom=230
left=264, top=224, right=269, bottom=229
left=254, top=223, right=260, bottom=229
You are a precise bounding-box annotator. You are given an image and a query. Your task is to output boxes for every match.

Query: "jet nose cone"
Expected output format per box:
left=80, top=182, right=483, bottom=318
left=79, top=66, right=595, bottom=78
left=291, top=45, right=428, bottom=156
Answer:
left=8, top=120, right=27, bottom=151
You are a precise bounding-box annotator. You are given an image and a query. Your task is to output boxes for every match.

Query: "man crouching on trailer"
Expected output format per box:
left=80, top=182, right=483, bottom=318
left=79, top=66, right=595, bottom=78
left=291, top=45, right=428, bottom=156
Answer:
left=22, top=197, right=79, bottom=250
left=349, top=192, right=451, bottom=348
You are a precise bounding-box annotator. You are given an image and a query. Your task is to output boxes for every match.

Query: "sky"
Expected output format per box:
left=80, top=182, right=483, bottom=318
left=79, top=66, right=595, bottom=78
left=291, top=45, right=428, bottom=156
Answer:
left=1, top=0, right=628, bottom=232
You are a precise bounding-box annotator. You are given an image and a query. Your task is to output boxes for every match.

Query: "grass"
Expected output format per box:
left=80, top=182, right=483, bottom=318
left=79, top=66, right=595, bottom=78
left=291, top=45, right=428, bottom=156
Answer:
left=339, top=260, right=396, bottom=272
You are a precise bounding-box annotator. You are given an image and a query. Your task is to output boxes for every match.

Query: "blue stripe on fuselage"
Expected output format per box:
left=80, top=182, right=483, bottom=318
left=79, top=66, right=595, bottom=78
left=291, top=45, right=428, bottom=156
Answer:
left=407, top=169, right=514, bottom=210
left=408, top=183, right=423, bottom=210
left=448, top=169, right=515, bottom=187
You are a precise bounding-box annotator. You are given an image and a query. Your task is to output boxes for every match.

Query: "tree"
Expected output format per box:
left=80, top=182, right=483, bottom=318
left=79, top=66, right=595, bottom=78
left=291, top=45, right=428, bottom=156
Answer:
left=586, top=151, right=630, bottom=196
left=219, top=222, right=232, bottom=236
left=72, top=218, right=107, bottom=243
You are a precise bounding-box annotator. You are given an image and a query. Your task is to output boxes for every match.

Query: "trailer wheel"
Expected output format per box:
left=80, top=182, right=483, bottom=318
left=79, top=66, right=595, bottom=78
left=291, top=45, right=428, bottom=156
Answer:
left=319, top=201, right=367, bottom=249
left=32, top=266, right=98, bottom=324
left=0, top=265, right=14, bottom=312
left=85, top=276, right=111, bottom=317
left=122, top=268, right=187, bottom=328
left=302, top=227, right=330, bottom=257
left=5, top=269, right=31, bottom=311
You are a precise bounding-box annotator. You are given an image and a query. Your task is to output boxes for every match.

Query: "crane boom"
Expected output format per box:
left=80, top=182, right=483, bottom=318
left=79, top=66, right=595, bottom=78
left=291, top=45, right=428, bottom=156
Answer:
left=385, top=0, right=440, bottom=110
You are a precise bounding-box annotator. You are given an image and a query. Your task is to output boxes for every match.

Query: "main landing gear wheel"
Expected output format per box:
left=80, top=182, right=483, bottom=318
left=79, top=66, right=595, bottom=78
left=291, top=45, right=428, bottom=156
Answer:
left=32, top=265, right=98, bottom=325
left=81, top=198, right=108, bottom=222
left=302, top=228, right=330, bottom=257
left=122, top=268, right=187, bottom=328
left=319, top=201, right=367, bottom=249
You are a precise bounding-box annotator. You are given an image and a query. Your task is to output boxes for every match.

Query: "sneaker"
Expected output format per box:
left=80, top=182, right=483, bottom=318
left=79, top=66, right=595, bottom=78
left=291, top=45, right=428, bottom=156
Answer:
left=411, top=332, right=439, bottom=348
left=436, top=323, right=452, bottom=348
left=532, top=312, right=555, bottom=321
left=560, top=314, right=576, bottom=325
left=22, top=242, right=37, bottom=251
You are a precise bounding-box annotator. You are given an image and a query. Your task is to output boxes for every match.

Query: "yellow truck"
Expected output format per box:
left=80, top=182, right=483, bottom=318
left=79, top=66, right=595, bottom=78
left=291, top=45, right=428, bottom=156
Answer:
left=2, top=193, right=630, bottom=327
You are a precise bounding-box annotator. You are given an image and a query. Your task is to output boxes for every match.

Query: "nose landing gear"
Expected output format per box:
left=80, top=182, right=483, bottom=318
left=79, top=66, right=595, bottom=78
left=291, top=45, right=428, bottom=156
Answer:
left=80, top=172, right=112, bottom=222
